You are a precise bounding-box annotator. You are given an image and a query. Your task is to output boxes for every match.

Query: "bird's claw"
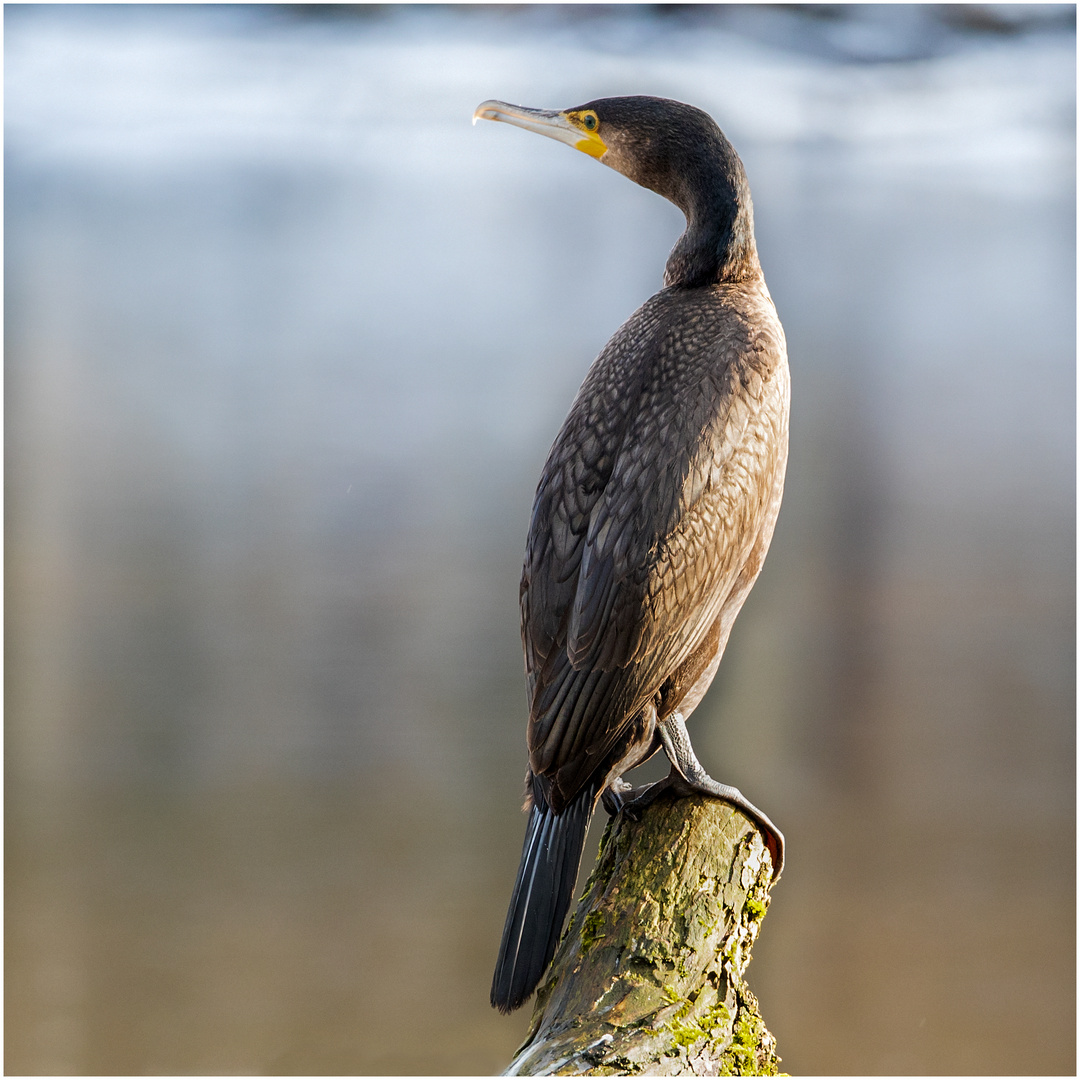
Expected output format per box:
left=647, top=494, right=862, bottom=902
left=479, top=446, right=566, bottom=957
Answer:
left=763, top=832, right=783, bottom=882
left=603, top=777, right=659, bottom=820
left=616, top=768, right=784, bottom=881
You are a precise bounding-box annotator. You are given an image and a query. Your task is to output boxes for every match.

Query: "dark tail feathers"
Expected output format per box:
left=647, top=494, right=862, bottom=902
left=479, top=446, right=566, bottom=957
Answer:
left=490, top=781, right=597, bottom=1013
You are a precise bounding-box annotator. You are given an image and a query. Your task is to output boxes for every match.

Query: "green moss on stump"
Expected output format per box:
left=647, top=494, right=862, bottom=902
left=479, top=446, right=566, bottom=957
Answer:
left=581, top=911, right=607, bottom=953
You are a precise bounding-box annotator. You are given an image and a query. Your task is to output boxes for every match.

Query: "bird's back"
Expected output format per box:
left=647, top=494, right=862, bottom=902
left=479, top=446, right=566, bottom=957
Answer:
left=522, top=279, right=789, bottom=811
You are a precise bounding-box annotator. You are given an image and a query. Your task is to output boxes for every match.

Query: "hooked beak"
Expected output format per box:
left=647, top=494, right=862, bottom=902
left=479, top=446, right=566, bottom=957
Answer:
left=473, top=99, right=607, bottom=160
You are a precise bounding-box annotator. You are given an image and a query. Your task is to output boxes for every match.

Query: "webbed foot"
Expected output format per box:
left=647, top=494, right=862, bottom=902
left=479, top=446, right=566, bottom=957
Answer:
left=644, top=712, right=785, bottom=881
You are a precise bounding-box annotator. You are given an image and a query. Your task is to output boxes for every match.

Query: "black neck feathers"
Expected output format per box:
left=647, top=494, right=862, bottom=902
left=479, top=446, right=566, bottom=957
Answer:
left=662, top=153, right=760, bottom=288
left=581, top=96, right=762, bottom=288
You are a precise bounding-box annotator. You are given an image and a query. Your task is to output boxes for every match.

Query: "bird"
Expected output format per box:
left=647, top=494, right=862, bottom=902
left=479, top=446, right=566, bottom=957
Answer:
left=473, top=95, right=789, bottom=1015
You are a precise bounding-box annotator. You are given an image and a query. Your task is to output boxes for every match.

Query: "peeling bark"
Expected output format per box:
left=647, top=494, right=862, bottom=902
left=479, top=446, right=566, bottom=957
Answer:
left=505, top=794, right=781, bottom=1076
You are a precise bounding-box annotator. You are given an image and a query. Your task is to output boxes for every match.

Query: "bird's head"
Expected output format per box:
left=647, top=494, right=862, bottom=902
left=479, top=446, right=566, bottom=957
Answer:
left=473, top=95, right=759, bottom=287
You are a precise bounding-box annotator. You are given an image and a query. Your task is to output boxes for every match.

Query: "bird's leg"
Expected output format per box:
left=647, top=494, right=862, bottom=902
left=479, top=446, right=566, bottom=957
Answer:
left=602, top=773, right=675, bottom=820
left=600, top=777, right=634, bottom=817
left=600, top=720, right=665, bottom=818
left=624, top=711, right=785, bottom=880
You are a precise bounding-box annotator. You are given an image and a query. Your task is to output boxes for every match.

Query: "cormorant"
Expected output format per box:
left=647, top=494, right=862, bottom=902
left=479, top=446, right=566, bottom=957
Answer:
left=474, top=96, right=789, bottom=1015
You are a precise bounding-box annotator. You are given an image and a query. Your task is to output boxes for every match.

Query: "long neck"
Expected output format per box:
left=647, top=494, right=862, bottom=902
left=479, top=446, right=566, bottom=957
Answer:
left=663, top=157, right=761, bottom=288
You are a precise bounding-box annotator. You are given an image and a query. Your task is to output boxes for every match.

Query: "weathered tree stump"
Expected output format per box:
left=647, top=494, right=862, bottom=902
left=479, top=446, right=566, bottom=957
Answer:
left=505, top=793, right=781, bottom=1076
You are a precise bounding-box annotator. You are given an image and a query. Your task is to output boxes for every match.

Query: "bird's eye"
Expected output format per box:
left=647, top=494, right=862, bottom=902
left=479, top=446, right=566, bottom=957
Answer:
left=582, top=112, right=598, bottom=132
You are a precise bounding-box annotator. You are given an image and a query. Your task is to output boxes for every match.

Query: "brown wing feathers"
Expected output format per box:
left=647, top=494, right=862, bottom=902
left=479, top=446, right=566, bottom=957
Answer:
left=522, top=287, right=781, bottom=808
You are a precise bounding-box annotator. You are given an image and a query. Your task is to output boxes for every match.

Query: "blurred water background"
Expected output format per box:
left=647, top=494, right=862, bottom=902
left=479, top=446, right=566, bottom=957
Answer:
left=5, top=3, right=1075, bottom=1074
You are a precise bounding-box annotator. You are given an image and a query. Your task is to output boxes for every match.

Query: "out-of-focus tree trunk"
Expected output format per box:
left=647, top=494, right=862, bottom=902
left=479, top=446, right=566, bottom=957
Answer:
left=505, top=794, right=782, bottom=1076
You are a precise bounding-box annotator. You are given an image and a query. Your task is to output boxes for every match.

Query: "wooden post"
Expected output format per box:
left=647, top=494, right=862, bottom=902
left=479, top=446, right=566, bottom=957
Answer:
left=505, top=794, right=781, bottom=1076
